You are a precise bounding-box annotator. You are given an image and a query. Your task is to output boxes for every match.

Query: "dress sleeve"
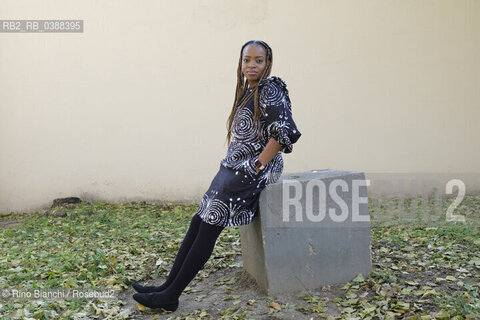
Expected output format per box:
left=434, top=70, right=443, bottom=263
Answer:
left=259, top=77, right=302, bottom=154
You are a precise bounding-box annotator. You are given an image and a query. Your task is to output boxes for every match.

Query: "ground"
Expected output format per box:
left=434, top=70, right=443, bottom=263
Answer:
left=0, top=197, right=479, bottom=319
left=119, top=255, right=353, bottom=319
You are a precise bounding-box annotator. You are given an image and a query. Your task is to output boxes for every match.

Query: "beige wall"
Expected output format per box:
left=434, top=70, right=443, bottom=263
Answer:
left=1, top=1, right=479, bottom=214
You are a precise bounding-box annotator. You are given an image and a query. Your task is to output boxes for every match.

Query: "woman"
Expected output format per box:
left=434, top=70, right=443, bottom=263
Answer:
left=132, top=40, right=301, bottom=312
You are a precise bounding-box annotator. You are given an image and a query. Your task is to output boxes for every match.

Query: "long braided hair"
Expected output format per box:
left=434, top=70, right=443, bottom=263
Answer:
left=225, top=40, right=273, bottom=146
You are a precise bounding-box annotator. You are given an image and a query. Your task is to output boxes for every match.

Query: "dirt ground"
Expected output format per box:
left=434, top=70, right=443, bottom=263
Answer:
left=120, top=254, right=344, bottom=319
left=0, top=218, right=22, bottom=229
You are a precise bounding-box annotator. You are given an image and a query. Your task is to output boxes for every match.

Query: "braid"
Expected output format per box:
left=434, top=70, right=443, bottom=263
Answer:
left=226, top=40, right=273, bottom=146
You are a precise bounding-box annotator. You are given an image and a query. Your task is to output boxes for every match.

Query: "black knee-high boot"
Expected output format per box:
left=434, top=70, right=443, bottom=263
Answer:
left=133, top=219, right=224, bottom=311
left=132, top=214, right=203, bottom=293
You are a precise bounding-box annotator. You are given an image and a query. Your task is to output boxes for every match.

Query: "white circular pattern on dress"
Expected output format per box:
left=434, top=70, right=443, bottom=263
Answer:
left=224, top=141, right=256, bottom=165
left=264, top=155, right=283, bottom=185
left=195, top=189, right=256, bottom=226
left=230, top=203, right=251, bottom=226
left=196, top=193, right=209, bottom=215
left=205, top=198, right=229, bottom=226
left=258, top=120, right=270, bottom=145
left=259, top=80, right=288, bottom=106
left=232, top=105, right=256, bottom=142
left=261, top=81, right=284, bottom=106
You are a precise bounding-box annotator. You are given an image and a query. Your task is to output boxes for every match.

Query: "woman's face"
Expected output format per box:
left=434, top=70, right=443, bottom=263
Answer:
left=241, top=44, right=267, bottom=88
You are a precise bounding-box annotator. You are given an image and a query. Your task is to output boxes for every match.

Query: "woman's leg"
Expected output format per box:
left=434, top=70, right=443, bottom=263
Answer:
left=132, top=214, right=203, bottom=293
left=133, top=219, right=225, bottom=310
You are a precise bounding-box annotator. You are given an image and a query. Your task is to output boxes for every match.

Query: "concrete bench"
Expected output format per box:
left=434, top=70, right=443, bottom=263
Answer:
left=239, top=169, right=372, bottom=294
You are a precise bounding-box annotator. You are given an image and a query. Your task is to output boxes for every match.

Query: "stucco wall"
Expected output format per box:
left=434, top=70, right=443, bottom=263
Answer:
left=1, top=0, right=479, bottom=214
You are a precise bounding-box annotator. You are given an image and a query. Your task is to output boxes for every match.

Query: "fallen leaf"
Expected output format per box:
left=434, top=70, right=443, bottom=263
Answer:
left=247, top=299, right=256, bottom=306
left=352, top=273, right=365, bottom=282
left=268, top=301, right=282, bottom=310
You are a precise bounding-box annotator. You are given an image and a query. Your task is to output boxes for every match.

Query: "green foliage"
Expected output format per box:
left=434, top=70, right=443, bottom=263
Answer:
left=0, top=196, right=479, bottom=319
left=0, top=201, right=239, bottom=319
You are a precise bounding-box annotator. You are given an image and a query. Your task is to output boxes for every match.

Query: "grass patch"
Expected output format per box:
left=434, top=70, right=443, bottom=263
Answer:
left=0, top=196, right=478, bottom=319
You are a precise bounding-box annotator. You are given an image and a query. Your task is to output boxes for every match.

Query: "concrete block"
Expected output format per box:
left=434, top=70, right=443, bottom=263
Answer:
left=239, top=169, right=372, bottom=294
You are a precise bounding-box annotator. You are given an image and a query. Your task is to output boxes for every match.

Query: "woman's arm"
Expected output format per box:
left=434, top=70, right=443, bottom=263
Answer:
left=256, top=137, right=282, bottom=173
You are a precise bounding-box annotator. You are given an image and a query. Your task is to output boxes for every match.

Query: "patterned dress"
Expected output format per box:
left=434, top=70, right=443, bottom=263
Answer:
left=195, top=76, right=302, bottom=227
